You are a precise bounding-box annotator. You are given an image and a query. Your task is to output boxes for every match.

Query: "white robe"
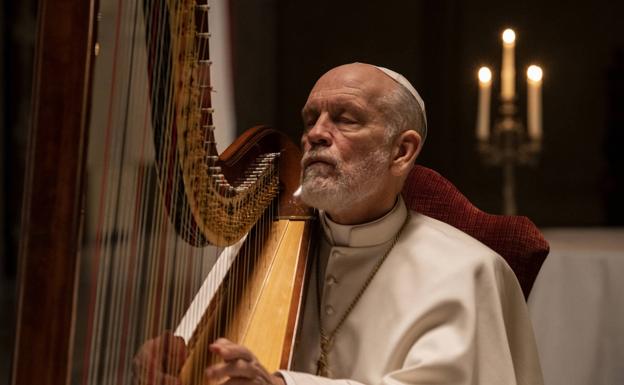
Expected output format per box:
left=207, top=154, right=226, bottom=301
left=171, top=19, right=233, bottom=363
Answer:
left=280, top=198, right=543, bottom=385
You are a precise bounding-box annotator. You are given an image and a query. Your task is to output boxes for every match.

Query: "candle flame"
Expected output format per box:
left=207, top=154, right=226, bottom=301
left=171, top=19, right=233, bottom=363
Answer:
left=502, top=28, right=516, bottom=44
left=478, top=67, right=492, bottom=83
left=527, top=65, right=543, bottom=82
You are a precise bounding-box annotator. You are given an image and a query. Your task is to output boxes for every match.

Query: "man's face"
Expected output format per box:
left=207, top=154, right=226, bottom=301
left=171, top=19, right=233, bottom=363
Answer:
left=299, top=64, right=395, bottom=213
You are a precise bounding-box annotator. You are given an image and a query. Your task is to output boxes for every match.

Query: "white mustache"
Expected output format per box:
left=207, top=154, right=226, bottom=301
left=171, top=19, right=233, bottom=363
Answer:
left=301, top=151, right=338, bottom=168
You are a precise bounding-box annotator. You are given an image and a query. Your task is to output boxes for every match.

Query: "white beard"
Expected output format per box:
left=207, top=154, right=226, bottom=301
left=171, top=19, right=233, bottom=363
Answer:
left=300, top=147, right=391, bottom=213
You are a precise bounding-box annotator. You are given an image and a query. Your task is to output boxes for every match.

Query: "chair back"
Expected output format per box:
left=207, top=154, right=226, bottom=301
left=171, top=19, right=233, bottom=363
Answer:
left=401, top=165, right=549, bottom=299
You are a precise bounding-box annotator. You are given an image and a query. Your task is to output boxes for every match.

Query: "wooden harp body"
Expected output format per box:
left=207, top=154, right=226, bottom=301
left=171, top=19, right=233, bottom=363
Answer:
left=12, top=1, right=313, bottom=385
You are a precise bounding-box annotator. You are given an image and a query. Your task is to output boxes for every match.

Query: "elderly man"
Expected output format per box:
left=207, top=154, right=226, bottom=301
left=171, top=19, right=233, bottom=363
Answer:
left=136, top=63, right=543, bottom=385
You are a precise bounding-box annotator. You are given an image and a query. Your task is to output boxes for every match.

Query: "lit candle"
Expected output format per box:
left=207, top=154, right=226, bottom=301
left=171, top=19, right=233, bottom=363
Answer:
left=527, top=65, right=543, bottom=140
left=501, top=28, right=516, bottom=101
left=477, top=66, right=492, bottom=141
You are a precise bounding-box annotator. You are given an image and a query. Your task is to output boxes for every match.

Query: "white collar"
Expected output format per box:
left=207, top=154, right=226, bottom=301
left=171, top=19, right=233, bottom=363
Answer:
left=319, top=197, right=408, bottom=247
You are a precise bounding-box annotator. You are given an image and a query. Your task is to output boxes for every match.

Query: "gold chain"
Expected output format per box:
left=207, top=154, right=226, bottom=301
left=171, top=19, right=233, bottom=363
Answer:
left=315, top=213, right=410, bottom=377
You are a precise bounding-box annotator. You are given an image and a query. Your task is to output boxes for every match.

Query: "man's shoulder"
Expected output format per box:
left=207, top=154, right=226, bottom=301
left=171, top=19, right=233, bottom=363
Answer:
left=399, top=210, right=505, bottom=270
left=382, top=210, right=523, bottom=307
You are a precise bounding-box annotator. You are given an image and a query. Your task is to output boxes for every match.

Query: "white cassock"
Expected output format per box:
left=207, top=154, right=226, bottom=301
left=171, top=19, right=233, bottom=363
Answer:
left=279, top=197, right=543, bottom=385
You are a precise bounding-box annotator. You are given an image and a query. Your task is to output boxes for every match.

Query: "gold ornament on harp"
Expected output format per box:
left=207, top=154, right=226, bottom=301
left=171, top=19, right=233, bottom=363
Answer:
left=163, top=0, right=280, bottom=247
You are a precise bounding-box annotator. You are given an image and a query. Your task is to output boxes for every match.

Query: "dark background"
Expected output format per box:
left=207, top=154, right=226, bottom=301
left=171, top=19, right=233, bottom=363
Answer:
left=2, top=0, right=624, bottom=383
left=230, top=0, right=624, bottom=226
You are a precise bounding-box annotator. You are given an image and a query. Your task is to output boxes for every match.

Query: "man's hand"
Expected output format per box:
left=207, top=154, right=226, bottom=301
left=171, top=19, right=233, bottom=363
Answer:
left=132, top=331, right=188, bottom=385
left=205, top=338, right=286, bottom=385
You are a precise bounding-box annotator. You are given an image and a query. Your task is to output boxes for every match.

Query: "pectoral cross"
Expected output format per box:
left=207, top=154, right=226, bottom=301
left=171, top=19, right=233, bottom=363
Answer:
left=316, top=331, right=332, bottom=377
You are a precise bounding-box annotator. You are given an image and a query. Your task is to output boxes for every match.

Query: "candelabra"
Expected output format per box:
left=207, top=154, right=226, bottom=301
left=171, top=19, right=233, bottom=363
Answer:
left=476, top=28, right=543, bottom=215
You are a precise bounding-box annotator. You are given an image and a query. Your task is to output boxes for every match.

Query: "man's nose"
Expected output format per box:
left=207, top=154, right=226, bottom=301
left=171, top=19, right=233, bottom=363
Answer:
left=303, top=114, right=333, bottom=148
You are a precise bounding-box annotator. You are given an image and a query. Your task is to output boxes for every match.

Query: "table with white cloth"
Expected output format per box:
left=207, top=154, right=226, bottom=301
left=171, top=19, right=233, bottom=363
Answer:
left=528, top=228, right=624, bottom=385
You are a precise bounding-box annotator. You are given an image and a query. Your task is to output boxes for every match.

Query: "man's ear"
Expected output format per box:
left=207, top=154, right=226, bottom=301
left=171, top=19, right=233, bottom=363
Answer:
left=390, top=130, right=421, bottom=176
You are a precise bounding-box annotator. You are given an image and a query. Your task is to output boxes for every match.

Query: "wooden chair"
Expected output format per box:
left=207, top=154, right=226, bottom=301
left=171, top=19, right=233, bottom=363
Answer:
left=401, top=165, right=549, bottom=299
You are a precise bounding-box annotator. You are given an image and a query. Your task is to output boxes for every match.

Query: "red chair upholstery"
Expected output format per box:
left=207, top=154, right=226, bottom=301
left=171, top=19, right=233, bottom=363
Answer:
left=401, top=165, right=549, bottom=299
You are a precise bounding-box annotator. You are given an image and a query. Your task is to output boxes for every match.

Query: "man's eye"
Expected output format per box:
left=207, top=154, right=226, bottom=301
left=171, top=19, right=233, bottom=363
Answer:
left=304, top=118, right=317, bottom=128
left=338, top=116, right=356, bottom=124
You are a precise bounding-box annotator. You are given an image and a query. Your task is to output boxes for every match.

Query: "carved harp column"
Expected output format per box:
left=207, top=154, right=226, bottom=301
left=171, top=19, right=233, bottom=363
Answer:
left=12, top=1, right=312, bottom=385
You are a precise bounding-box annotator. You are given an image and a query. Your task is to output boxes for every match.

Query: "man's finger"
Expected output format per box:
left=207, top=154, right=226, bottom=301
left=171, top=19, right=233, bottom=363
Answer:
left=133, top=341, right=165, bottom=376
left=162, top=333, right=188, bottom=373
left=209, top=339, right=255, bottom=362
left=205, top=359, right=256, bottom=381
left=132, top=332, right=188, bottom=385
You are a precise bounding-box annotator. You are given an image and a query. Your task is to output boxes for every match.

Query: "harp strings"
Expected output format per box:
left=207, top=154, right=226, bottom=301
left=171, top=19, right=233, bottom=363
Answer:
left=86, top=0, right=142, bottom=383
left=78, top=0, right=202, bottom=384
left=192, top=2, right=213, bottom=382
left=106, top=0, right=153, bottom=381
left=83, top=0, right=141, bottom=382
left=78, top=0, right=279, bottom=384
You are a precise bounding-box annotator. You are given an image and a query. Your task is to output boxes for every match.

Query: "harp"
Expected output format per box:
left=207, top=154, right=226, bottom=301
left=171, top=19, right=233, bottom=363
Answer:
left=11, top=0, right=313, bottom=385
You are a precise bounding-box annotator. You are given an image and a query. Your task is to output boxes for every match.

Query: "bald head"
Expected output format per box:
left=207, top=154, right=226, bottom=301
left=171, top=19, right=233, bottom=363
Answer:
left=309, top=63, right=427, bottom=145
left=308, top=63, right=397, bottom=105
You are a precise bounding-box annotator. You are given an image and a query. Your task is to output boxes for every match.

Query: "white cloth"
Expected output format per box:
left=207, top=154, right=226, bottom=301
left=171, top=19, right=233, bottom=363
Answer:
left=280, top=197, right=543, bottom=385
left=528, top=228, right=624, bottom=385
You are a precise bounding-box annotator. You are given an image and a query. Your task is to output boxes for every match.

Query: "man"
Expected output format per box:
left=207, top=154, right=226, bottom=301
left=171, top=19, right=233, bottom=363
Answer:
left=135, top=63, right=543, bottom=385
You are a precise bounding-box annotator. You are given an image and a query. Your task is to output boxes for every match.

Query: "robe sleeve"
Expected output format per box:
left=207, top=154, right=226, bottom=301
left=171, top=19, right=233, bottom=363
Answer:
left=278, top=251, right=542, bottom=385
